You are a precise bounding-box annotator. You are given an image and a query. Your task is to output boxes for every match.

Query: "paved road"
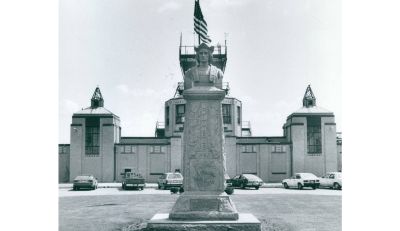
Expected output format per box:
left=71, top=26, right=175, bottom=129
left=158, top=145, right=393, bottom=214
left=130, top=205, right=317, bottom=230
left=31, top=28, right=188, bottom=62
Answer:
left=59, top=187, right=341, bottom=198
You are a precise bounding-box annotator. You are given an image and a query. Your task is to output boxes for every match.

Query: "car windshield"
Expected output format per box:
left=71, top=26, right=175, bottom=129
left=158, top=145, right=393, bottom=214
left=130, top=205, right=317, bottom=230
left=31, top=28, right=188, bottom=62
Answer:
left=168, top=173, right=182, bottom=179
left=300, top=173, right=317, bottom=178
left=243, top=174, right=261, bottom=181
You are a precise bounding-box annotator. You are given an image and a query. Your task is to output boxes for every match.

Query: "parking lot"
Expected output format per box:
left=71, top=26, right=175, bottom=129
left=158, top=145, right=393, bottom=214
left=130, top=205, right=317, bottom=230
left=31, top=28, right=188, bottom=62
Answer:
left=59, top=186, right=342, bottom=197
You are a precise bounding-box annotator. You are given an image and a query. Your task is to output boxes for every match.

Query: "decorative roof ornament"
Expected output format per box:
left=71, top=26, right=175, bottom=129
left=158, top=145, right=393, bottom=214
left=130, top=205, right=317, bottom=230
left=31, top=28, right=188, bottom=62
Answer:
left=302, top=85, right=316, bottom=108
left=91, top=86, right=104, bottom=108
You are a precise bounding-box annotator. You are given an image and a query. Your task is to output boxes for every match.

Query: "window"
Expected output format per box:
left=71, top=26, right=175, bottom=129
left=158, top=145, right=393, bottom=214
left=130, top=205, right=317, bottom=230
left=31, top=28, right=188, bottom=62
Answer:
left=222, top=104, right=231, bottom=124
left=307, top=116, right=322, bottom=154
left=59, top=146, right=69, bottom=154
left=150, top=145, right=166, bottom=153
left=176, top=104, right=185, bottom=124
left=166, top=106, right=170, bottom=126
left=85, top=117, right=100, bottom=155
left=241, top=145, right=256, bottom=153
left=272, top=145, right=286, bottom=153
left=121, top=145, right=136, bottom=154
left=237, top=106, right=241, bottom=124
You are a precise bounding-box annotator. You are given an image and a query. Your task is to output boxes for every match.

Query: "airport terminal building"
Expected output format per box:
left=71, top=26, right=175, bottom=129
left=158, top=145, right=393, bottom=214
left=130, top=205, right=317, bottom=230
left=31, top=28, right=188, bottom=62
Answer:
left=59, top=44, right=342, bottom=183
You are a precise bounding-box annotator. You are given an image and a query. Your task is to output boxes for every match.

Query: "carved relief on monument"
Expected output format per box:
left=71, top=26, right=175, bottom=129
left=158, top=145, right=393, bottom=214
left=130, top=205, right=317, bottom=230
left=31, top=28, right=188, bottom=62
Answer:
left=185, top=100, right=223, bottom=160
left=189, top=159, right=223, bottom=191
left=205, top=101, right=223, bottom=159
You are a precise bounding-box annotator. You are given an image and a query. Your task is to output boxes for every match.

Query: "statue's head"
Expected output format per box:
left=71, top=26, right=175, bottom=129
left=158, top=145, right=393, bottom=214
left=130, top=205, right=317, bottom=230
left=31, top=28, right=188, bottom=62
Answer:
left=195, top=43, right=214, bottom=64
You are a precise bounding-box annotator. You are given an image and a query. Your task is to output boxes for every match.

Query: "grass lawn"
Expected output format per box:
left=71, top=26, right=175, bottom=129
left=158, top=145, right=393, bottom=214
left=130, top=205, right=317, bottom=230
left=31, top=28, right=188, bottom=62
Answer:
left=59, top=194, right=341, bottom=231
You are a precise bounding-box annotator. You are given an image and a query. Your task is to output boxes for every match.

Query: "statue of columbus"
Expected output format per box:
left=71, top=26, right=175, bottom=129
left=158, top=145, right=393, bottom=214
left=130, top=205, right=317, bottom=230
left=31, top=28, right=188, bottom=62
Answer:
left=184, top=43, right=224, bottom=90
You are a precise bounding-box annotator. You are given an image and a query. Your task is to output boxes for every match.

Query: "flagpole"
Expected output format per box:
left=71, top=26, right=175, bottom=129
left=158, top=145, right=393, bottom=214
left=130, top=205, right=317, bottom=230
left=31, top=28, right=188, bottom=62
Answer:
left=198, top=0, right=200, bottom=45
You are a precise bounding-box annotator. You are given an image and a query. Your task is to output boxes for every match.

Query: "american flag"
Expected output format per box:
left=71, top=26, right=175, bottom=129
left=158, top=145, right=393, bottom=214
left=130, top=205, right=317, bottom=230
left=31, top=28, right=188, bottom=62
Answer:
left=194, top=0, right=211, bottom=44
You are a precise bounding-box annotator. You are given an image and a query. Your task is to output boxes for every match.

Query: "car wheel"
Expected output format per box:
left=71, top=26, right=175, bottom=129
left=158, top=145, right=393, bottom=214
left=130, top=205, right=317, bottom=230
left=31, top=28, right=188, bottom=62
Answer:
left=297, top=183, right=303, bottom=190
left=333, top=183, right=341, bottom=190
left=122, top=184, right=125, bottom=190
left=283, top=183, right=289, bottom=189
left=312, top=186, right=316, bottom=190
left=240, top=183, right=245, bottom=189
left=73, top=186, right=76, bottom=191
left=255, top=186, right=259, bottom=190
left=161, top=185, right=165, bottom=190
left=158, top=184, right=161, bottom=189
left=141, top=187, right=144, bottom=190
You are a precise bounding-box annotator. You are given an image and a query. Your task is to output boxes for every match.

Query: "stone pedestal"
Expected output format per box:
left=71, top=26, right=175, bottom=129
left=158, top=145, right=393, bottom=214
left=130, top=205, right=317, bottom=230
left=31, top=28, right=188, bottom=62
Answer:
left=169, top=86, right=239, bottom=220
left=169, top=192, right=238, bottom=220
left=147, top=213, right=261, bottom=231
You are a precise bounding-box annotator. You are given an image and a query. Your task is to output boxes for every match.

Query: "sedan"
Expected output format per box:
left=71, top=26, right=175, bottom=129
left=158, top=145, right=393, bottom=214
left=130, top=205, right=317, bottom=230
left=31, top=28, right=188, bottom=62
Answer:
left=229, top=174, right=263, bottom=190
left=319, top=172, right=342, bottom=190
left=282, top=173, right=320, bottom=190
left=73, top=175, right=98, bottom=190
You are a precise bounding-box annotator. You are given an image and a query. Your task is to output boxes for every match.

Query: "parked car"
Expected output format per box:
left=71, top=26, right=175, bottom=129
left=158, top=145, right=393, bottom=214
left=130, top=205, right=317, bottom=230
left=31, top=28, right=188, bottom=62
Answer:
left=121, top=172, right=145, bottom=190
left=282, top=173, right=320, bottom=190
left=319, top=172, right=342, bottom=190
left=178, top=173, right=234, bottom=194
left=158, top=172, right=183, bottom=190
left=229, top=174, right=263, bottom=190
left=73, top=175, right=98, bottom=190
left=224, top=173, right=234, bottom=195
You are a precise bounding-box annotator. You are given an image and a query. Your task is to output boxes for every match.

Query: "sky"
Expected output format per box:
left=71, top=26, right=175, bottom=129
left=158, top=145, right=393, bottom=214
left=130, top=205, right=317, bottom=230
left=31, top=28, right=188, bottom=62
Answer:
left=59, top=0, right=341, bottom=143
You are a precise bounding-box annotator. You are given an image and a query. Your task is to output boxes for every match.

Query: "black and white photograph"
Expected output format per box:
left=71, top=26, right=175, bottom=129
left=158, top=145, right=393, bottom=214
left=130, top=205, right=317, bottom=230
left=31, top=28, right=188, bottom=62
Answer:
left=58, top=0, right=341, bottom=230
left=7, top=0, right=400, bottom=231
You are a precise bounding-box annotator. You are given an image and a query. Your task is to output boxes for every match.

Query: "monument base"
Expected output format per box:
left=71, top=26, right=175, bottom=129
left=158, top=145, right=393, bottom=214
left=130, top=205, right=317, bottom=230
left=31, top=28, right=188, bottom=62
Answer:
left=169, top=192, right=239, bottom=220
left=147, top=213, right=261, bottom=231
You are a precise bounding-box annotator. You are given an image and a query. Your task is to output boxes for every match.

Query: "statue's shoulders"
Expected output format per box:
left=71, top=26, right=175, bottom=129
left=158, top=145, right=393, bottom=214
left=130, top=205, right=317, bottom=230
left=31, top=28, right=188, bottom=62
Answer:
left=185, top=66, right=197, bottom=77
left=210, top=65, right=223, bottom=76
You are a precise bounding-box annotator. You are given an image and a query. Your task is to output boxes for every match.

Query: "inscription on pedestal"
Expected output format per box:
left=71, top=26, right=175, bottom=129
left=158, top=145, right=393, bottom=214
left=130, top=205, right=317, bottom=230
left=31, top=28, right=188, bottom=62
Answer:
left=190, top=199, right=219, bottom=211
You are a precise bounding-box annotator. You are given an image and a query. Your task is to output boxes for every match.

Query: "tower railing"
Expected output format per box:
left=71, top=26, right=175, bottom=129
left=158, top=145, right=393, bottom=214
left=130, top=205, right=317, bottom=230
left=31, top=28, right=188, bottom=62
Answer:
left=174, top=82, right=230, bottom=98
left=241, top=121, right=252, bottom=137
left=155, top=121, right=165, bottom=137
left=179, top=44, right=227, bottom=75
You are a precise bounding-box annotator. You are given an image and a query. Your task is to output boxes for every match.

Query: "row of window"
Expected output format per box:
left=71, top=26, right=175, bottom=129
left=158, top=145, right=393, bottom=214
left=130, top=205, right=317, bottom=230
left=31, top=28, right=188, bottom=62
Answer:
left=120, top=145, right=137, bottom=153
left=119, top=145, right=167, bottom=154
left=166, top=104, right=241, bottom=125
left=271, top=145, right=286, bottom=153
left=241, top=145, right=288, bottom=153
left=59, top=146, right=69, bottom=154
left=241, top=145, right=257, bottom=153
left=84, top=144, right=288, bottom=154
